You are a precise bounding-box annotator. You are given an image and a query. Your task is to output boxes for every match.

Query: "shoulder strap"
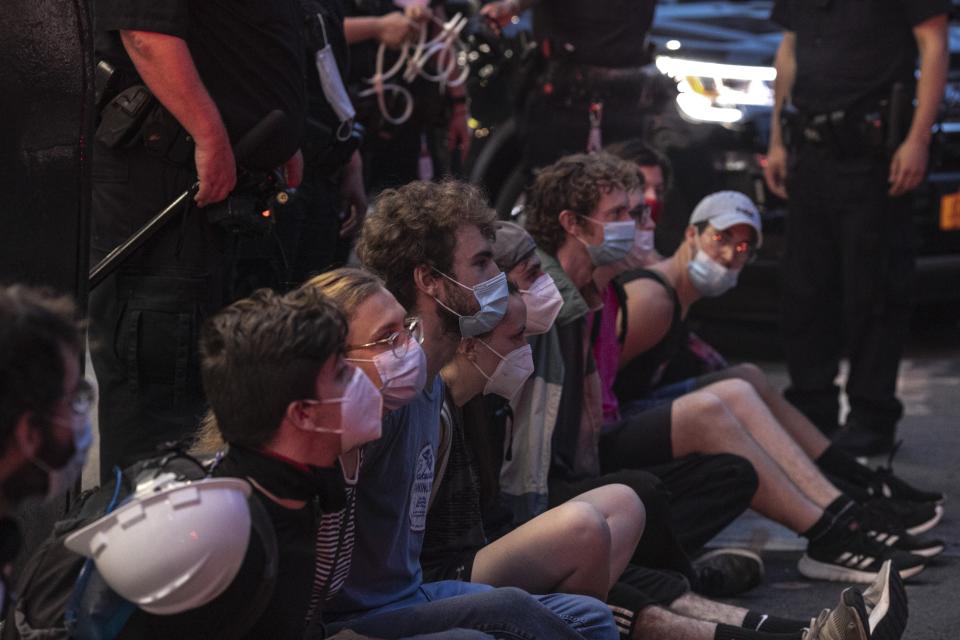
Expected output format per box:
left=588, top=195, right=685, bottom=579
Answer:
left=614, top=268, right=682, bottom=341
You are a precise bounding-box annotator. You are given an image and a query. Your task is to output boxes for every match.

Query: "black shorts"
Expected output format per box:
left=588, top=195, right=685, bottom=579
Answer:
left=600, top=401, right=674, bottom=467
left=421, top=550, right=479, bottom=583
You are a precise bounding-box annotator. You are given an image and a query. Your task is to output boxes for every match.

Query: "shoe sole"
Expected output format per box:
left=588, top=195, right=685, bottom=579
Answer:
left=694, top=547, right=765, bottom=593
left=906, top=504, right=943, bottom=535
left=869, top=563, right=908, bottom=640
left=798, top=554, right=925, bottom=584
left=904, top=543, right=944, bottom=558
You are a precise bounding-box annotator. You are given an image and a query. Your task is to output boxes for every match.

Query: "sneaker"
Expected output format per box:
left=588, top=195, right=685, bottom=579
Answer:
left=800, top=522, right=926, bottom=583
left=862, top=560, right=909, bottom=640
left=856, top=505, right=945, bottom=558
left=693, top=548, right=764, bottom=597
left=801, top=588, right=870, bottom=640
left=869, top=460, right=944, bottom=506
left=860, top=498, right=942, bottom=536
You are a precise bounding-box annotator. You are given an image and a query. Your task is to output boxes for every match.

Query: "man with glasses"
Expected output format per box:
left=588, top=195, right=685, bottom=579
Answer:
left=323, top=178, right=619, bottom=640
left=608, top=191, right=939, bottom=584
left=0, top=285, right=90, bottom=615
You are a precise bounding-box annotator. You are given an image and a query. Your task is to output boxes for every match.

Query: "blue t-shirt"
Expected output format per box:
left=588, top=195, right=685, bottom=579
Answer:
left=327, top=375, right=444, bottom=616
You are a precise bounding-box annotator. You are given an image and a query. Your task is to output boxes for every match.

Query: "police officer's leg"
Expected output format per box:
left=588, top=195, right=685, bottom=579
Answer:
left=834, top=159, right=912, bottom=453
left=781, top=145, right=845, bottom=435
left=90, top=144, right=222, bottom=480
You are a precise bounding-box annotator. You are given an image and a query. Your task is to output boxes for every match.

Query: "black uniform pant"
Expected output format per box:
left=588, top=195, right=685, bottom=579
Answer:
left=781, top=143, right=913, bottom=437
left=89, top=143, right=229, bottom=481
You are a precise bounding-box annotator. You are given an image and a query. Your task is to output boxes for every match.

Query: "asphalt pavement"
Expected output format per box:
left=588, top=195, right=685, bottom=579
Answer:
left=710, top=325, right=960, bottom=639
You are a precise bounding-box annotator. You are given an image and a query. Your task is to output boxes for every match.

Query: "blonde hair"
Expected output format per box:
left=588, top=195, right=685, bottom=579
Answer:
left=305, top=267, right=387, bottom=320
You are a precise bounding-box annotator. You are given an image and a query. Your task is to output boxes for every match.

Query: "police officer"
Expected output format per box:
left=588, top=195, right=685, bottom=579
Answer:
left=89, top=0, right=306, bottom=480
left=764, top=1, right=949, bottom=455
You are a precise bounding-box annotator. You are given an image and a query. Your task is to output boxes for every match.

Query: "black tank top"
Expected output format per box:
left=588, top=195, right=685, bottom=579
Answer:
left=613, top=268, right=688, bottom=403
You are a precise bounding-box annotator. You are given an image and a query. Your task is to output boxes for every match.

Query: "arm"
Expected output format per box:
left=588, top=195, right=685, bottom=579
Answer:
left=617, top=280, right=675, bottom=367
left=344, top=8, right=427, bottom=48
left=763, top=31, right=796, bottom=200
left=888, top=13, right=949, bottom=196
left=120, top=30, right=235, bottom=207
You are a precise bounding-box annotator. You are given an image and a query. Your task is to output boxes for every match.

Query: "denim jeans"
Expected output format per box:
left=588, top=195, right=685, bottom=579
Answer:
left=324, top=582, right=617, bottom=640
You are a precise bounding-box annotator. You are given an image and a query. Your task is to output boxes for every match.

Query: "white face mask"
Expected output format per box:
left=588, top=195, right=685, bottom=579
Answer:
left=687, top=250, right=740, bottom=298
left=520, top=274, right=563, bottom=336
left=471, top=341, right=535, bottom=402
left=312, top=13, right=356, bottom=140
left=634, top=229, right=656, bottom=254
left=298, top=367, right=384, bottom=454
left=347, top=336, right=427, bottom=411
left=433, top=270, right=509, bottom=338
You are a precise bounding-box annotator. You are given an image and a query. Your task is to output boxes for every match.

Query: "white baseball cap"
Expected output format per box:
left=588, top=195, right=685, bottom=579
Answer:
left=689, top=191, right=763, bottom=248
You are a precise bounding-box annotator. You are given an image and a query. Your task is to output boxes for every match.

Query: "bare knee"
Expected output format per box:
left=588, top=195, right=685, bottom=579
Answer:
left=602, top=483, right=646, bottom=534
left=560, top=501, right=612, bottom=554
left=673, top=392, right=747, bottom=449
left=704, top=377, right=759, bottom=405
left=727, top=362, right=771, bottom=395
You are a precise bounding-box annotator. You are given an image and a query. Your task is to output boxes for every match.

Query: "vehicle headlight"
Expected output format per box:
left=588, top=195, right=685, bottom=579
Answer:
left=655, top=56, right=776, bottom=124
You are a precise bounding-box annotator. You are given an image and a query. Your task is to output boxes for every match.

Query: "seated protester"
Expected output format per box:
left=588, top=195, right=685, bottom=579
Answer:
left=522, top=156, right=932, bottom=584
left=604, top=139, right=729, bottom=383
left=602, top=192, right=939, bottom=583
left=428, top=256, right=905, bottom=640
left=198, top=286, right=591, bottom=639
left=0, top=285, right=89, bottom=613
left=429, top=288, right=646, bottom=601
left=506, top=154, right=762, bottom=595
left=612, top=189, right=944, bottom=507
left=324, top=180, right=619, bottom=640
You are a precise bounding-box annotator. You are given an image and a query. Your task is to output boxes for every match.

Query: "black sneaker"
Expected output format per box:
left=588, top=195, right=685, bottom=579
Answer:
left=693, top=548, right=764, bottom=597
left=800, top=522, right=926, bottom=583
left=856, top=504, right=945, bottom=558
left=860, top=497, right=942, bottom=535
left=862, top=560, right=909, bottom=640
left=868, top=462, right=944, bottom=505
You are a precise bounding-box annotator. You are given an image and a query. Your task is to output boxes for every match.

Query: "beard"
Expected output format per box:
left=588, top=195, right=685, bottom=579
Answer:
left=435, top=279, right=479, bottom=339
left=1, top=422, right=75, bottom=504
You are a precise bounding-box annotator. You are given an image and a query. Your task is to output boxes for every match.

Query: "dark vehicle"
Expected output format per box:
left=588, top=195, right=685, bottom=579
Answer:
left=466, top=1, right=960, bottom=343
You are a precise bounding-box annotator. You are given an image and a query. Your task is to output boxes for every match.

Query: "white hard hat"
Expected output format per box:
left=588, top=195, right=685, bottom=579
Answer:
left=64, top=477, right=252, bottom=615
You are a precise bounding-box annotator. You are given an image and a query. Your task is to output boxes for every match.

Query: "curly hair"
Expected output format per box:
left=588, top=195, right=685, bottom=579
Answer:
left=357, top=179, right=496, bottom=311
left=524, top=152, right=640, bottom=256
left=200, top=287, right=347, bottom=448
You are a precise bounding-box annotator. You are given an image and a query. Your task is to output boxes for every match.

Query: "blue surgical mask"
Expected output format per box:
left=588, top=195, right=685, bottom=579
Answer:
left=433, top=270, right=509, bottom=337
left=576, top=217, right=636, bottom=266
left=687, top=250, right=740, bottom=297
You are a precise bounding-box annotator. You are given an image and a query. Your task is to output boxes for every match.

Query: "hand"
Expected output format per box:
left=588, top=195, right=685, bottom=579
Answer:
left=339, top=151, right=368, bottom=238
left=283, top=149, right=304, bottom=189
left=447, top=104, right=471, bottom=160
left=193, top=132, right=236, bottom=207
left=888, top=136, right=929, bottom=197
left=763, top=142, right=789, bottom=200
left=377, top=12, right=418, bottom=48
left=404, top=4, right=432, bottom=24
left=480, top=0, right=519, bottom=27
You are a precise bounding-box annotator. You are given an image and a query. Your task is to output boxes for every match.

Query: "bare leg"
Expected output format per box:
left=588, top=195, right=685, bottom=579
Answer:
left=670, top=592, right=749, bottom=626
left=634, top=605, right=717, bottom=640
left=700, top=377, right=842, bottom=509
left=671, top=391, right=823, bottom=534
left=471, top=500, right=612, bottom=599
left=715, top=363, right=832, bottom=458
left=567, top=484, right=646, bottom=586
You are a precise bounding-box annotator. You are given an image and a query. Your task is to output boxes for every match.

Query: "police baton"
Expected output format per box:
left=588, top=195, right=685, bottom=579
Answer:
left=88, top=109, right=287, bottom=290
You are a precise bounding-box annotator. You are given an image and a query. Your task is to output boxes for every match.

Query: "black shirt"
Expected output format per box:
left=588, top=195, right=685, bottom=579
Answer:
left=94, top=0, right=306, bottom=170
left=771, top=0, right=950, bottom=114
left=533, top=0, right=655, bottom=68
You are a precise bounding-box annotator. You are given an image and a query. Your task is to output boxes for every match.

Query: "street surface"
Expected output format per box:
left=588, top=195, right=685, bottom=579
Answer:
left=713, top=325, right=960, bottom=639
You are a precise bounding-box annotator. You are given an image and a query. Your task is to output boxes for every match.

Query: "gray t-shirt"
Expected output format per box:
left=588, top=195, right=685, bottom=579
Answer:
left=327, top=375, right=444, bottom=616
